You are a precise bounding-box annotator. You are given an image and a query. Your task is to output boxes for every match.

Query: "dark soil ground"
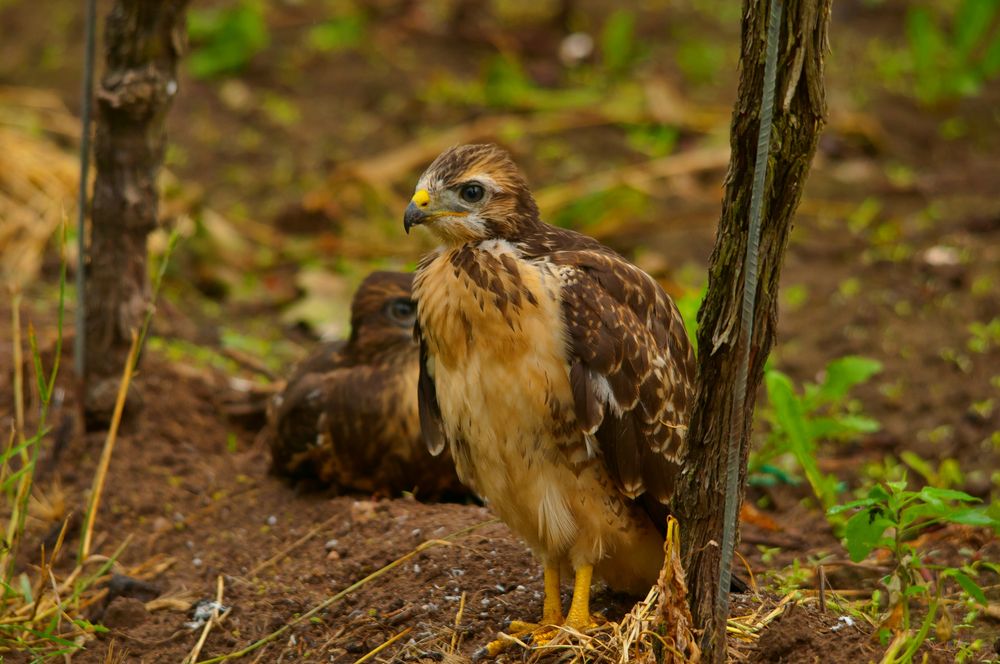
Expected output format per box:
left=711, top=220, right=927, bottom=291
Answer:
left=2, top=0, right=999, bottom=662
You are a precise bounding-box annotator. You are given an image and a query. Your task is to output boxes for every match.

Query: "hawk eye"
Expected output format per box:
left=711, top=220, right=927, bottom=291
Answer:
left=385, top=298, right=417, bottom=327
left=459, top=183, right=485, bottom=203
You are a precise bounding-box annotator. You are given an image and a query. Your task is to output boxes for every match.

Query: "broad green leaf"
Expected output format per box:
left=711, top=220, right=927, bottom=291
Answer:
left=900, top=502, right=959, bottom=528
left=944, top=569, right=988, bottom=605
left=828, top=498, right=880, bottom=515
left=812, top=356, right=883, bottom=404
left=844, top=509, right=893, bottom=562
left=868, top=483, right=891, bottom=502
left=947, top=508, right=999, bottom=527
left=918, top=486, right=980, bottom=504
left=808, top=415, right=880, bottom=440
left=188, top=3, right=270, bottom=79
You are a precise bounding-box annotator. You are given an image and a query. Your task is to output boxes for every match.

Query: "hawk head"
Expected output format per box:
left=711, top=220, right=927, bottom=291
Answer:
left=348, top=271, right=417, bottom=362
left=403, top=144, right=541, bottom=245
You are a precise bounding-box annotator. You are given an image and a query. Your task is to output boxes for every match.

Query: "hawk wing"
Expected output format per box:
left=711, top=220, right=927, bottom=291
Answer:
left=416, top=318, right=448, bottom=457
left=552, top=247, right=695, bottom=505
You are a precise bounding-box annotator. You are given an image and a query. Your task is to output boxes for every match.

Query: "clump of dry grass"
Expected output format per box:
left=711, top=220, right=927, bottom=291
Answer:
left=0, top=86, right=81, bottom=291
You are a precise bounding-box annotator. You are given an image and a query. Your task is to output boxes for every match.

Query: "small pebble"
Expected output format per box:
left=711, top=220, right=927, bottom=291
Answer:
left=324, top=539, right=339, bottom=551
left=266, top=515, right=277, bottom=526
left=559, top=32, right=594, bottom=66
left=923, top=246, right=960, bottom=267
left=413, top=564, right=422, bottom=574
left=192, top=557, right=203, bottom=567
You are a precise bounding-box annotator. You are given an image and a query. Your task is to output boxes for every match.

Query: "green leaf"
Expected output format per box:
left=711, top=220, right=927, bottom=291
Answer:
left=306, top=14, right=366, bottom=53
left=844, top=509, right=893, bottom=562
left=18, top=573, right=32, bottom=604
left=188, top=3, right=270, bottom=79
left=767, top=370, right=840, bottom=509
left=828, top=497, right=880, bottom=515
left=28, top=326, right=50, bottom=405
left=906, top=7, right=946, bottom=75
left=980, top=27, right=1000, bottom=75
left=947, top=508, right=999, bottom=527
left=601, top=10, right=638, bottom=76
left=954, top=0, right=998, bottom=60
left=944, top=569, right=988, bottom=605
left=918, top=486, right=980, bottom=504
left=900, top=451, right=937, bottom=485
left=868, top=483, right=891, bottom=503
left=813, top=356, right=882, bottom=404
left=887, top=479, right=909, bottom=494
left=808, top=415, right=880, bottom=440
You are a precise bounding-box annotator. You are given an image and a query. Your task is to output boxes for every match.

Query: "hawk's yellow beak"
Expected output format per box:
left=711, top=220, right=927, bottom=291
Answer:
left=404, top=189, right=431, bottom=234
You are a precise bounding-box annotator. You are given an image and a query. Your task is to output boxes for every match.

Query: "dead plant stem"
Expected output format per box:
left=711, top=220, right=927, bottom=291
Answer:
left=79, top=330, right=140, bottom=562
left=184, top=575, right=227, bottom=664
left=354, top=627, right=412, bottom=664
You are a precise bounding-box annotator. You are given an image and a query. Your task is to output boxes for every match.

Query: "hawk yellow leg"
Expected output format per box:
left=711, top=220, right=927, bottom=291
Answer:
left=564, top=564, right=599, bottom=630
left=542, top=564, right=564, bottom=624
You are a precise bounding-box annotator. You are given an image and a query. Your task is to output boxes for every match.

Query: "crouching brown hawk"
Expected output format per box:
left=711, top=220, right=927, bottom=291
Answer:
left=404, top=144, right=696, bottom=639
left=264, top=271, right=466, bottom=499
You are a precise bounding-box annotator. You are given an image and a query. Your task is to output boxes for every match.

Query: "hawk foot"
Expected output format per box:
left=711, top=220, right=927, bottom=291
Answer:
left=472, top=616, right=606, bottom=660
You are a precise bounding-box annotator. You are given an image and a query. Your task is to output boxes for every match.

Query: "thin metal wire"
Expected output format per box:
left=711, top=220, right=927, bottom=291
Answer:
left=75, top=0, right=98, bottom=380
left=718, top=0, right=784, bottom=614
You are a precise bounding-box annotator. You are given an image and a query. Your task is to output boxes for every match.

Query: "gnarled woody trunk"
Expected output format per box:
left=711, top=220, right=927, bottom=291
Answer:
left=84, top=0, right=188, bottom=421
left=670, top=0, right=831, bottom=661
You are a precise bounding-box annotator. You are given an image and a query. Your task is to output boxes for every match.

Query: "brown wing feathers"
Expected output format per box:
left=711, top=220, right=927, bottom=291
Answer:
left=554, top=246, right=694, bottom=504
left=417, top=321, right=447, bottom=456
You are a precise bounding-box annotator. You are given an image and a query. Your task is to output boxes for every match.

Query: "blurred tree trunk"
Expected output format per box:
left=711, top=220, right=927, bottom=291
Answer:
left=83, top=0, right=188, bottom=423
left=670, top=0, right=830, bottom=661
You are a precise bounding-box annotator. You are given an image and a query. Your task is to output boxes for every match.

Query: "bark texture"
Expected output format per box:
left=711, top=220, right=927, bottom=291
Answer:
left=672, top=0, right=831, bottom=660
left=84, top=0, right=188, bottom=421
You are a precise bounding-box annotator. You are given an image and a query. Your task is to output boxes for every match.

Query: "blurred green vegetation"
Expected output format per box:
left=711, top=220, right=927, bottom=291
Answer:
left=872, top=0, right=1000, bottom=104
left=187, top=1, right=270, bottom=79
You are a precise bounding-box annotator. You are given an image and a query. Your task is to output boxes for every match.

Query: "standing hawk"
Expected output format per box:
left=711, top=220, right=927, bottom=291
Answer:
left=404, top=145, right=696, bottom=637
left=264, top=271, right=466, bottom=499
